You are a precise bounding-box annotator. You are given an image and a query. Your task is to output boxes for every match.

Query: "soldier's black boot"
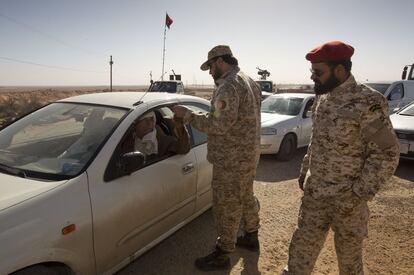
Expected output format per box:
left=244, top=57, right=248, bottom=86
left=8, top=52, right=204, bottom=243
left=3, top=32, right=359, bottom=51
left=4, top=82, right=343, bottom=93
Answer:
left=194, top=246, right=231, bottom=271
left=236, top=230, right=259, bottom=252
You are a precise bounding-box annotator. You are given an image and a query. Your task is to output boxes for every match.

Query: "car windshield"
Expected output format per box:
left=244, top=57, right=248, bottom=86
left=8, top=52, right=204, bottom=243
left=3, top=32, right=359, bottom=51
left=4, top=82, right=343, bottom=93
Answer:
left=149, top=82, right=177, bottom=93
left=0, top=102, right=128, bottom=180
left=261, top=97, right=304, bottom=115
left=399, top=103, right=414, bottom=116
left=364, top=83, right=391, bottom=95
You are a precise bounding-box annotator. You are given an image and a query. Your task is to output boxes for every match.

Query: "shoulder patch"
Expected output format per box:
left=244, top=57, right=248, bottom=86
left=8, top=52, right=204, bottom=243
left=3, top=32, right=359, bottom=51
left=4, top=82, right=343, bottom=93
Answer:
left=215, top=100, right=227, bottom=110
left=369, top=104, right=382, bottom=112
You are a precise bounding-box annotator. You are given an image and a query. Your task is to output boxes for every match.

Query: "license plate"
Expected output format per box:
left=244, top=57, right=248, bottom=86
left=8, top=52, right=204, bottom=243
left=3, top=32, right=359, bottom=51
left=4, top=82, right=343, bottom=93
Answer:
left=400, top=142, right=409, bottom=154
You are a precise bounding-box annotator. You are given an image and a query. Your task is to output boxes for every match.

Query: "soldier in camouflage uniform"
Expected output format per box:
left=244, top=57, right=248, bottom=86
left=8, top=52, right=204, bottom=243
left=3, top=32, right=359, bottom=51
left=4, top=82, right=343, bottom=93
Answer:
left=283, top=41, right=400, bottom=275
left=174, top=45, right=262, bottom=271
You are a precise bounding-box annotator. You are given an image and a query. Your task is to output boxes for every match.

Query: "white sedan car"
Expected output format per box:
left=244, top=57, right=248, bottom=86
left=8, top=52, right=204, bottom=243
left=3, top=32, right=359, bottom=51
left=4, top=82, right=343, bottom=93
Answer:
left=260, top=93, right=315, bottom=160
left=390, top=101, right=414, bottom=160
left=0, top=92, right=212, bottom=274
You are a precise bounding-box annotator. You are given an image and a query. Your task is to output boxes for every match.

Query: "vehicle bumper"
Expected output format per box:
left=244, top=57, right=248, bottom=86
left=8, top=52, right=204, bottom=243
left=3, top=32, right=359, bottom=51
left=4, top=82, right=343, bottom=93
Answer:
left=260, top=134, right=283, bottom=154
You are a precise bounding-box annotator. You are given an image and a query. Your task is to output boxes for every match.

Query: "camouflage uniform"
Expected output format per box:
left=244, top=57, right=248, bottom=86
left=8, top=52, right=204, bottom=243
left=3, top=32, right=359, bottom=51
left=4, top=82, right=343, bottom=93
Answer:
left=284, top=75, right=400, bottom=275
left=184, top=66, right=261, bottom=252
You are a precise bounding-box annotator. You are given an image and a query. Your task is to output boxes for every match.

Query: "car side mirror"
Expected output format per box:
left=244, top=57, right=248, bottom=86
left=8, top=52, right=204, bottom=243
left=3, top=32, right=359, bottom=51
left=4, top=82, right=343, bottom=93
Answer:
left=120, top=151, right=146, bottom=175
left=391, top=107, right=400, bottom=114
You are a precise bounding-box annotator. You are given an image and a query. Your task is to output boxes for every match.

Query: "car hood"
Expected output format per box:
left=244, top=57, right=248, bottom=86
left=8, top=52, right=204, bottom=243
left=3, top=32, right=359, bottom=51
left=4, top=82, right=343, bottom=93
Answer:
left=261, top=112, right=295, bottom=126
left=0, top=173, right=66, bottom=212
left=390, top=114, right=414, bottom=132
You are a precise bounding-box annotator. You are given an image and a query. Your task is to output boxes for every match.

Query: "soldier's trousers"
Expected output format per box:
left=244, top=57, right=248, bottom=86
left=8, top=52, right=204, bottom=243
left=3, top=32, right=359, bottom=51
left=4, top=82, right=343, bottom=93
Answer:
left=284, top=191, right=369, bottom=275
left=211, top=164, right=260, bottom=252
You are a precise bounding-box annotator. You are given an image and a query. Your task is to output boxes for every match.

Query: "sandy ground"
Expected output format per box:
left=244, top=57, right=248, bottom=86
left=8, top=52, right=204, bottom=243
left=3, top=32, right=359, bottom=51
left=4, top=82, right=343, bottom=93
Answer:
left=117, top=148, right=414, bottom=275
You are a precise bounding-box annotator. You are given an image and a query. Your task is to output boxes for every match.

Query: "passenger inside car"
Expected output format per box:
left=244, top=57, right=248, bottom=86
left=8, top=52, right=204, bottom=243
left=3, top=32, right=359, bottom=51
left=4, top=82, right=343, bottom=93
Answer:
left=121, top=109, right=191, bottom=161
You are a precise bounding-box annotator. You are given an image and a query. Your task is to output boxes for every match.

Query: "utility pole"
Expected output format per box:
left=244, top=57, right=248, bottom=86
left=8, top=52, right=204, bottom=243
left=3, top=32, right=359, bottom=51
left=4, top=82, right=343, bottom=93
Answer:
left=109, top=55, right=114, bottom=91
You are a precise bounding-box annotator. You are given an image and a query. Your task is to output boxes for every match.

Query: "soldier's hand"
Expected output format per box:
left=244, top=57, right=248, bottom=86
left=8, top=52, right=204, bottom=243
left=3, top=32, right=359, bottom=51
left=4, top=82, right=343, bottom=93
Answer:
left=173, top=105, right=191, bottom=118
left=298, top=174, right=306, bottom=191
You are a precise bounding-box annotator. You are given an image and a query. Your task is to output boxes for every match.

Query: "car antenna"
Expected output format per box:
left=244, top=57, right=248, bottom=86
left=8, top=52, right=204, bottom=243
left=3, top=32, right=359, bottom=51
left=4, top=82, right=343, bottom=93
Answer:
left=133, top=71, right=158, bottom=106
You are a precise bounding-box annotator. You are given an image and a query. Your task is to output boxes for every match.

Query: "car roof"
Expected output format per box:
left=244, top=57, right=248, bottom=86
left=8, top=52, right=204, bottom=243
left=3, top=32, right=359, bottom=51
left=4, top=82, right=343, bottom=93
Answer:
left=268, top=92, right=314, bottom=99
left=58, top=92, right=202, bottom=109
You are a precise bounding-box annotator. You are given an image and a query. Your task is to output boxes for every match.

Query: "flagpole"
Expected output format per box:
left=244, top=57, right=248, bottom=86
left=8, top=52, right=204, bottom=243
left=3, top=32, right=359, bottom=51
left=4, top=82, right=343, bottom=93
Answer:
left=161, top=13, right=167, bottom=81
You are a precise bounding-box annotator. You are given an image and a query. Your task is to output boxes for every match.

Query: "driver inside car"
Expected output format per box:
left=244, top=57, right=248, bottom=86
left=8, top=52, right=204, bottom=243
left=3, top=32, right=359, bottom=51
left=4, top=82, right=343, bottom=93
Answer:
left=122, top=110, right=191, bottom=159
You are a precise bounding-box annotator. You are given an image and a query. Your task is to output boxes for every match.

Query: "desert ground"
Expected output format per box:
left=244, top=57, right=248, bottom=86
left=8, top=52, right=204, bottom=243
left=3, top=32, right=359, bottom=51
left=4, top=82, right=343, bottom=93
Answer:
left=1, top=87, right=413, bottom=275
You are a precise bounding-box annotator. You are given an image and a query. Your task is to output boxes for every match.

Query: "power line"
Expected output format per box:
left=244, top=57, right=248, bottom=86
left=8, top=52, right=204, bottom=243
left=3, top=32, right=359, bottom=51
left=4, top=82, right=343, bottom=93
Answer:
left=0, top=13, right=149, bottom=84
left=0, top=56, right=148, bottom=84
left=0, top=12, right=105, bottom=58
left=0, top=56, right=106, bottom=74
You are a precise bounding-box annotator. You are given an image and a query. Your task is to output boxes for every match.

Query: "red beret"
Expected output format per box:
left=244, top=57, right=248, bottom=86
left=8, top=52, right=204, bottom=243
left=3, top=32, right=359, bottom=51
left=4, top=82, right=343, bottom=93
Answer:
left=305, top=41, right=354, bottom=63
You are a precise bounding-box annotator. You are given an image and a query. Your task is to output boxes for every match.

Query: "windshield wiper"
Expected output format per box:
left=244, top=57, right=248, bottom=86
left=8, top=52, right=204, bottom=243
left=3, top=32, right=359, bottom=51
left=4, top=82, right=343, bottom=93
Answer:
left=0, top=163, right=26, bottom=178
left=399, top=114, right=414, bottom=116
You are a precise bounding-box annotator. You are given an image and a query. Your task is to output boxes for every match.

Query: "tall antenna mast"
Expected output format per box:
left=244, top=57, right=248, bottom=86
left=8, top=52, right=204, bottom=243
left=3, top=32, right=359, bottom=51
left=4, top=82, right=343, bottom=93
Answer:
left=109, top=55, right=114, bottom=91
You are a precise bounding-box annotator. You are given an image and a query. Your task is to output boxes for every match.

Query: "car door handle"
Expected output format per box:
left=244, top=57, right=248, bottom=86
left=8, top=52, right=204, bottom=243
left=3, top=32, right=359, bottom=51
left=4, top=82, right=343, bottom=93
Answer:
left=182, top=163, right=195, bottom=174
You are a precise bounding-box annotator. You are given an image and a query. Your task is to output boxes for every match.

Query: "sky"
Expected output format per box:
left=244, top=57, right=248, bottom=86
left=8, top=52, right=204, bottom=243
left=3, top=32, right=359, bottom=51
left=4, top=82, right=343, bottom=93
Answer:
left=0, top=0, right=413, bottom=86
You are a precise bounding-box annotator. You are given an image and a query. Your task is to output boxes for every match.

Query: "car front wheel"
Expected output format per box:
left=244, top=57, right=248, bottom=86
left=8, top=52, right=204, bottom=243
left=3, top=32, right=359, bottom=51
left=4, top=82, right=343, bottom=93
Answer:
left=277, top=134, right=297, bottom=161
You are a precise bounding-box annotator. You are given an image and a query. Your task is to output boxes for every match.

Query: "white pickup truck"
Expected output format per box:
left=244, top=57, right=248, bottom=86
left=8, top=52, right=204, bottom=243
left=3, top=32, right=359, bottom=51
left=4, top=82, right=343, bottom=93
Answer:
left=363, top=80, right=414, bottom=113
left=148, top=80, right=185, bottom=94
left=364, top=63, right=414, bottom=113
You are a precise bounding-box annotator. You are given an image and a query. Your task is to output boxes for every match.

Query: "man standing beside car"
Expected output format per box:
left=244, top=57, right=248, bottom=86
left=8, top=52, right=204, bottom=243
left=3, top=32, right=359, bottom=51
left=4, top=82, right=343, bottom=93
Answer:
left=173, top=45, right=262, bottom=271
left=283, top=41, right=400, bottom=275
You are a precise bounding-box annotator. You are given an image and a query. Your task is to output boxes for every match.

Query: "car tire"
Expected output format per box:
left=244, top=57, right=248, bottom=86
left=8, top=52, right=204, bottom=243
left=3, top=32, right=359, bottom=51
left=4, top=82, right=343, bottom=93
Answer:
left=277, top=134, right=297, bottom=161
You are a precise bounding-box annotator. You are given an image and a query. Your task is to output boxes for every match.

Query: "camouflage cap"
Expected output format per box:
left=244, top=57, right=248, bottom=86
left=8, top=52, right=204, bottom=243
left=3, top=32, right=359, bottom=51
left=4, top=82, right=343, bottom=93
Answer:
left=200, top=45, right=234, bottom=71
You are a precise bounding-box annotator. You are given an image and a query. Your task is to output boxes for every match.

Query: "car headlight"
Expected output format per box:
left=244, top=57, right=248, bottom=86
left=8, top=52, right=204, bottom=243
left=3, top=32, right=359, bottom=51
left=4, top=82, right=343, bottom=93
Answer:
left=261, top=127, right=277, bottom=135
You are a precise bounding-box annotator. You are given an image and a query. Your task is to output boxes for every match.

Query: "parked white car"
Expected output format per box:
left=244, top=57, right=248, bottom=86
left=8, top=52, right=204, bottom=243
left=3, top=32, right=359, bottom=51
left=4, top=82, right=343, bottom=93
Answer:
left=0, top=92, right=212, bottom=274
left=390, top=101, right=414, bottom=160
left=260, top=93, right=315, bottom=160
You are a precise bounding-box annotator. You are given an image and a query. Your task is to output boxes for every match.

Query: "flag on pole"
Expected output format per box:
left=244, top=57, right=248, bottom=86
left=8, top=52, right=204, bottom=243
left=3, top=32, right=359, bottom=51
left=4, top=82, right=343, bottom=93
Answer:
left=165, top=13, right=173, bottom=29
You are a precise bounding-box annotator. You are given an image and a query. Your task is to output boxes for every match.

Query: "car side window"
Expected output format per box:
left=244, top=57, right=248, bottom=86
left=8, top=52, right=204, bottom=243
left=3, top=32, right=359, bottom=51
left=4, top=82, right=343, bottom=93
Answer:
left=302, top=98, right=314, bottom=118
left=181, top=102, right=210, bottom=147
left=104, top=106, right=190, bottom=182
left=388, top=83, right=404, bottom=101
